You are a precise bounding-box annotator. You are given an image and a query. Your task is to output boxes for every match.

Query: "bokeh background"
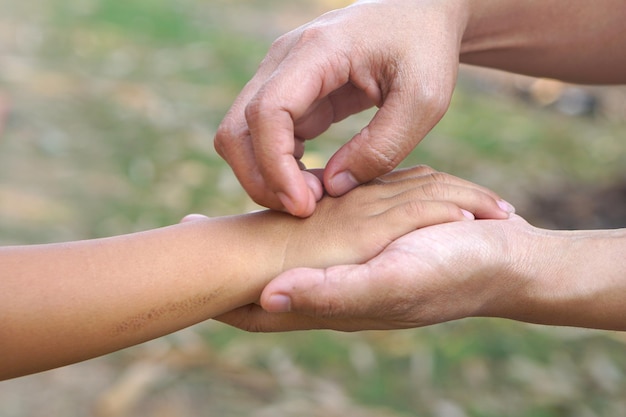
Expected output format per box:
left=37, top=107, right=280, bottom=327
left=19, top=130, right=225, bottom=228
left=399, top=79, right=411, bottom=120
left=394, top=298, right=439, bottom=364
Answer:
left=1, top=1, right=625, bottom=416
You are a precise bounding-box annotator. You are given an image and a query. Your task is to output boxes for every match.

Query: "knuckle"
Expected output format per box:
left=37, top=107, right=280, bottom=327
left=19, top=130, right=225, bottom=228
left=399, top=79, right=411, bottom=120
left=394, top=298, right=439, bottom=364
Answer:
left=214, top=111, right=252, bottom=160
left=213, top=123, right=234, bottom=158
left=229, top=307, right=263, bottom=333
left=237, top=321, right=258, bottom=333
left=427, top=171, right=453, bottom=185
left=262, top=30, right=299, bottom=68
left=403, top=200, right=427, bottom=217
left=268, top=32, right=292, bottom=54
left=416, top=83, right=452, bottom=120
left=422, top=181, right=448, bottom=199
left=411, top=164, right=436, bottom=175
left=244, top=94, right=266, bottom=124
left=403, top=199, right=460, bottom=222
left=243, top=320, right=268, bottom=333
left=244, top=91, right=284, bottom=130
left=213, top=138, right=225, bottom=159
left=296, top=25, right=331, bottom=46
left=310, top=269, right=345, bottom=319
left=313, top=299, right=343, bottom=319
left=367, top=147, right=397, bottom=174
left=357, top=134, right=403, bottom=176
left=248, top=189, right=267, bottom=206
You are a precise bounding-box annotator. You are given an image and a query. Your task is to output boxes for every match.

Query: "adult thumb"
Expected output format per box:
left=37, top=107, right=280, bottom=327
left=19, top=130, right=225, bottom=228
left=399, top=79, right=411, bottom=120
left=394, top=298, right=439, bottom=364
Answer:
left=260, top=264, right=373, bottom=319
left=323, top=83, right=451, bottom=197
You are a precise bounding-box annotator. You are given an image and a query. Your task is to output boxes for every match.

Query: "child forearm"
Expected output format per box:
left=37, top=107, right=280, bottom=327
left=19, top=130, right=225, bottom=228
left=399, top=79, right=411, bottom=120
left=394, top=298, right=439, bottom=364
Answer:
left=0, top=214, right=290, bottom=380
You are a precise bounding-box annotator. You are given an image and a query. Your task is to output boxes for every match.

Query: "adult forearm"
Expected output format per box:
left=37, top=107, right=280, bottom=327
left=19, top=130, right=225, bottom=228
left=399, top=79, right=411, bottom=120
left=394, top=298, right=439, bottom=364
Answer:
left=459, top=0, right=626, bottom=83
left=494, top=227, right=626, bottom=330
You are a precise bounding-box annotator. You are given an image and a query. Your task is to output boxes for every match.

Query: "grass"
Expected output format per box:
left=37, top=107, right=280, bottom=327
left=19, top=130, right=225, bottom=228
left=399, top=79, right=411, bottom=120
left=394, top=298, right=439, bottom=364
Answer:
left=1, top=0, right=625, bottom=416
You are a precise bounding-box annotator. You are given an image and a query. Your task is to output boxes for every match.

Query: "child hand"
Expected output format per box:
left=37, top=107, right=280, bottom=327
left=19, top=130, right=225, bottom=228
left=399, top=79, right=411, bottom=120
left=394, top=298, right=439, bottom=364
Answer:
left=280, top=165, right=513, bottom=270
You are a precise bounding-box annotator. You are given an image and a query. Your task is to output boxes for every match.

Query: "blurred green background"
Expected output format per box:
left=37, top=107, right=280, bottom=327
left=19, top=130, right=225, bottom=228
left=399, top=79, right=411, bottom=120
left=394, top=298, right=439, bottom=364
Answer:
left=1, top=1, right=625, bottom=416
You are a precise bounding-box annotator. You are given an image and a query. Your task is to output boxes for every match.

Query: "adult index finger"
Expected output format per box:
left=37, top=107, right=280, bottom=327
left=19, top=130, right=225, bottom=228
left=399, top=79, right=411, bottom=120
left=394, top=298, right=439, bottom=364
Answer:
left=244, top=41, right=352, bottom=217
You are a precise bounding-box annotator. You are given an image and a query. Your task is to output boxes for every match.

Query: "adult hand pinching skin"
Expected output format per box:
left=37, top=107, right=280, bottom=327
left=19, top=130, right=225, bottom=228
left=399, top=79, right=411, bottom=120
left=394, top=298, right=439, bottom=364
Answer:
left=214, top=0, right=466, bottom=217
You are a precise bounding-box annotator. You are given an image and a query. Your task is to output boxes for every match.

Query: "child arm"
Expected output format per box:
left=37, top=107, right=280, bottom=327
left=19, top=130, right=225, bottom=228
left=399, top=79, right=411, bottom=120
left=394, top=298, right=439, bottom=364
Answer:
left=0, top=166, right=510, bottom=380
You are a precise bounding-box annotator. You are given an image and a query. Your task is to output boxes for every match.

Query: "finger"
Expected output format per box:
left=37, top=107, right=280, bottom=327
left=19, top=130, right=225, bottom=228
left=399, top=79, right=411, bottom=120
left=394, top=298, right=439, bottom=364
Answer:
left=214, top=32, right=302, bottom=211
left=214, top=304, right=303, bottom=332
left=179, top=214, right=210, bottom=223
left=324, top=74, right=453, bottom=197
left=373, top=165, right=437, bottom=183
left=244, top=37, right=353, bottom=217
left=260, top=265, right=413, bottom=330
left=372, top=167, right=515, bottom=218
left=305, top=167, right=325, bottom=185
left=407, top=187, right=510, bottom=219
left=215, top=100, right=285, bottom=211
left=302, top=170, right=324, bottom=202
left=217, top=112, right=318, bottom=213
left=377, top=181, right=511, bottom=219
left=293, top=83, right=374, bottom=140
left=261, top=265, right=371, bottom=317
left=214, top=304, right=366, bottom=332
left=243, top=99, right=318, bottom=216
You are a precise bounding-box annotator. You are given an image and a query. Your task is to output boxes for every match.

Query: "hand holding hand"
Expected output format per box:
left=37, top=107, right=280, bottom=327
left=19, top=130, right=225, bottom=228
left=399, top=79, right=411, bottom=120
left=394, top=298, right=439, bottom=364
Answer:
left=215, top=214, right=528, bottom=332
left=275, top=165, right=511, bottom=270
left=216, top=214, right=626, bottom=332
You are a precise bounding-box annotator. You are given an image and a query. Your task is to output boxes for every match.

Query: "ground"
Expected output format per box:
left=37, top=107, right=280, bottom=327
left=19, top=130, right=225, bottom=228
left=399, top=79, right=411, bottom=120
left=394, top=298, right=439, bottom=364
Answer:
left=1, top=1, right=625, bottom=416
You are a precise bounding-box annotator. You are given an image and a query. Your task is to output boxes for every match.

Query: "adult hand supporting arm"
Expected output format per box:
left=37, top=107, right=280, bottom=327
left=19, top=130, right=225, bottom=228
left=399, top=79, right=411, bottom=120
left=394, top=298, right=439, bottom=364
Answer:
left=217, top=216, right=626, bottom=332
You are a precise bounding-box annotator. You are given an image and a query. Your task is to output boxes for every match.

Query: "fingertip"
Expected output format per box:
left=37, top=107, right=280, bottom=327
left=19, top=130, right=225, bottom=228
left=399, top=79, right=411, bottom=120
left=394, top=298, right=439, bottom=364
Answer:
left=277, top=191, right=316, bottom=218
left=263, top=294, right=292, bottom=313
left=497, top=200, right=516, bottom=215
left=276, top=171, right=321, bottom=217
left=180, top=214, right=210, bottom=223
left=477, top=199, right=516, bottom=220
left=261, top=267, right=322, bottom=313
left=303, top=170, right=324, bottom=201
left=276, top=191, right=297, bottom=214
left=260, top=272, right=297, bottom=313
left=326, top=170, right=359, bottom=197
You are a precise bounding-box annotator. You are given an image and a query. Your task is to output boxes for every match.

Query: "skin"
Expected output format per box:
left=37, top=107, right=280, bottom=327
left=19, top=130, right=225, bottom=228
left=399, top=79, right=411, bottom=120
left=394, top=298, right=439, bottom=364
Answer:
left=214, top=0, right=626, bottom=217
left=217, top=216, right=626, bottom=332
left=0, top=166, right=510, bottom=380
left=212, top=0, right=626, bottom=332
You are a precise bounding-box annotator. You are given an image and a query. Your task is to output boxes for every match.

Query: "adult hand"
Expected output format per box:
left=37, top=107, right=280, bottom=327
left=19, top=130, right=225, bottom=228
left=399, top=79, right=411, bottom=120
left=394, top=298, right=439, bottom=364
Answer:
left=215, top=215, right=626, bottom=332
left=215, top=215, right=531, bottom=332
left=214, top=0, right=468, bottom=217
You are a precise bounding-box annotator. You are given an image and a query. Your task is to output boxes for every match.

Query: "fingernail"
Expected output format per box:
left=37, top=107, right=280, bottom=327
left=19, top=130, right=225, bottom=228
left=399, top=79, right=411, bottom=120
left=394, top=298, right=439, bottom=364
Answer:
left=497, top=200, right=516, bottom=214
left=265, top=294, right=291, bottom=313
left=277, top=192, right=296, bottom=215
left=461, top=209, right=475, bottom=220
left=328, top=171, right=358, bottom=196
left=303, top=171, right=324, bottom=201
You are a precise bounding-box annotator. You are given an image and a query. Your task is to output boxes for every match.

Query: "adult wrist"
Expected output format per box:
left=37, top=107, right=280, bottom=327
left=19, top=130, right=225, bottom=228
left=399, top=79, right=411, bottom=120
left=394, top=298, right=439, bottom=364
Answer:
left=459, top=0, right=509, bottom=59
left=495, top=226, right=626, bottom=330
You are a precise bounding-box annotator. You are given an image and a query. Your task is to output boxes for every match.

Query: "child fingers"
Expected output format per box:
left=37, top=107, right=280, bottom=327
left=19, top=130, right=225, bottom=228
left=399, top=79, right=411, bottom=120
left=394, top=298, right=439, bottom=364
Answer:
left=376, top=200, right=470, bottom=238
left=372, top=165, right=437, bottom=183
left=370, top=169, right=501, bottom=201
left=386, top=184, right=510, bottom=219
